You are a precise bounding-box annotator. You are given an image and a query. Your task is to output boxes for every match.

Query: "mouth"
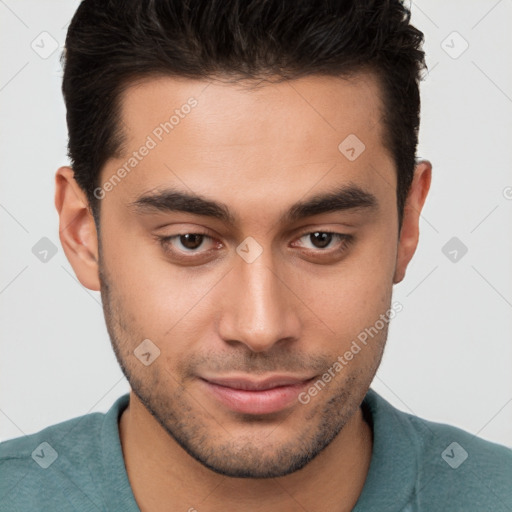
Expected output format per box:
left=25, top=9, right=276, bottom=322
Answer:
left=199, top=374, right=317, bottom=415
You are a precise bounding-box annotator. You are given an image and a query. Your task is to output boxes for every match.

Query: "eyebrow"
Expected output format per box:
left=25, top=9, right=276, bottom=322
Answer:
left=128, top=183, right=378, bottom=225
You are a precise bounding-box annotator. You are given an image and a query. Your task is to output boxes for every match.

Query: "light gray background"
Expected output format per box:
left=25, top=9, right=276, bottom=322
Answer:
left=1, top=1, right=511, bottom=447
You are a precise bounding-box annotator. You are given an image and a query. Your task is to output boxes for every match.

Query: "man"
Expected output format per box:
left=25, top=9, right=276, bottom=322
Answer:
left=1, top=0, right=511, bottom=510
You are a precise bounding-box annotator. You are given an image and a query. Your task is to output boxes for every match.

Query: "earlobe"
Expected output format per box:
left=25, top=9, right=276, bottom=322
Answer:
left=393, top=160, right=432, bottom=284
left=54, top=166, right=101, bottom=291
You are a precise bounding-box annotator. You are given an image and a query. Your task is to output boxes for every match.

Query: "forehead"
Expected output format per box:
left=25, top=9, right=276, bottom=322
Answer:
left=101, top=72, right=395, bottom=214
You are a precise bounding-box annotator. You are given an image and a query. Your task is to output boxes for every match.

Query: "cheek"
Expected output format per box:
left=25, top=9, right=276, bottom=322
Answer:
left=100, top=221, right=172, bottom=336
left=101, top=223, right=226, bottom=353
left=101, top=201, right=397, bottom=358
left=289, top=276, right=392, bottom=368
left=294, top=227, right=396, bottom=331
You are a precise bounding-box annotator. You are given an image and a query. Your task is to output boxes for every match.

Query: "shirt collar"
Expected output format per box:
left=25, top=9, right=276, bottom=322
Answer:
left=352, top=387, right=420, bottom=511
left=101, top=388, right=421, bottom=511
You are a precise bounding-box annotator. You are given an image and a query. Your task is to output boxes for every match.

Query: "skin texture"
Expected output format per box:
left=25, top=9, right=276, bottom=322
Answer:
left=55, top=73, right=431, bottom=512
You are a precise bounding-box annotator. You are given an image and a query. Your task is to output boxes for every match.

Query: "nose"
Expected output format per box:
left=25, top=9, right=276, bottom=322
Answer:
left=217, top=248, right=302, bottom=353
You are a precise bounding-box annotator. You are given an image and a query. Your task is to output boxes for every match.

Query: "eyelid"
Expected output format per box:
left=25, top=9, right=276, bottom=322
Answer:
left=292, top=231, right=352, bottom=250
left=157, top=232, right=219, bottom=251
left=156, top=228, right=353, bottom=262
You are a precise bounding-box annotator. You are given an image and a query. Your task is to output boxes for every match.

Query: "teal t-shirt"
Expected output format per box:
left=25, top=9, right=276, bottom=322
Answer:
left=1, top=388, right=511, bottom=511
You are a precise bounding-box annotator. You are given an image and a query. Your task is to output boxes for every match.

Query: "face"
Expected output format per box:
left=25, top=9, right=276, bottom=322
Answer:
left=57, top=72, right=430, bottom=478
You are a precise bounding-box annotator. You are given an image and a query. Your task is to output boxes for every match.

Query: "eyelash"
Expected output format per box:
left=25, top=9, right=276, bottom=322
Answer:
left=155, top=230, right=354, bottom=262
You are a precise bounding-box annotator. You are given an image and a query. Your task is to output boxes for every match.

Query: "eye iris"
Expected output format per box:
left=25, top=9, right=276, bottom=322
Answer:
left=310, top=232, right=332, bottom=249
left=180, top=234, right=204, bottom=250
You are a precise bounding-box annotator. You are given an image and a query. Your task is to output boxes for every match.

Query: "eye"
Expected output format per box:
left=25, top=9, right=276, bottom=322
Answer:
left=293, top=231, right=353, bottom=252
left=157, top=232, right=217, bottom=255
left=155, top=229, right=353, bottom=264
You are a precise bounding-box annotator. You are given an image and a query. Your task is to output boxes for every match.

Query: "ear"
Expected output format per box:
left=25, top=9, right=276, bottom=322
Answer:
left=54, top=166, right=101, bottom=291
left=393, top=160, right=432, bottom=284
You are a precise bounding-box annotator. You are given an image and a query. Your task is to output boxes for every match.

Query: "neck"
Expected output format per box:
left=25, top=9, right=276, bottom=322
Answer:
left=119, top=391, right=373, bottom=512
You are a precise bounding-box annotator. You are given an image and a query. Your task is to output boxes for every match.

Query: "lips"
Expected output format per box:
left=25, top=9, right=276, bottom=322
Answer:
left=199, top=374, right=315, bottom=415
left=203, top=375, right=313, bottom=390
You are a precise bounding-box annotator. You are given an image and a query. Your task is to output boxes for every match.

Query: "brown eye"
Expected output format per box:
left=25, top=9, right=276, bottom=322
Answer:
left=309, top=232, right=333, bottom=249
left=156, top=231, right=220, bottom=261
left=178, top=233, right=205, bottom=250
left=296, top=231, right=351, bottom=251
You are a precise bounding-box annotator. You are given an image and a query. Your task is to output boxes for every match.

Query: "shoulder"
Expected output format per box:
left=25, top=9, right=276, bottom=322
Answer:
left=408, top=412, right=512, bottom=508
left=0, top=394, right=129, bottom=511
left=365, top=389, right=512, bottom=510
